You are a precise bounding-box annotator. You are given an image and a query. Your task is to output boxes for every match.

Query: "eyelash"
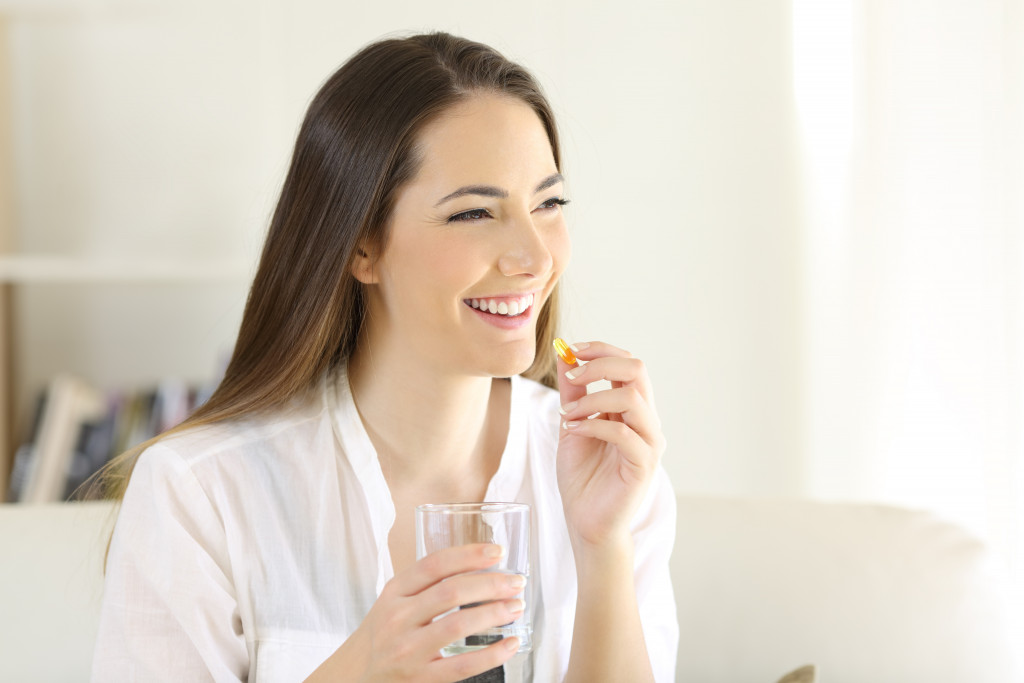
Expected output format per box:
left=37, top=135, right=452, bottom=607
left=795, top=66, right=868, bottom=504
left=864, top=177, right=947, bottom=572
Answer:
left=446, top=197, right=571, bottom=223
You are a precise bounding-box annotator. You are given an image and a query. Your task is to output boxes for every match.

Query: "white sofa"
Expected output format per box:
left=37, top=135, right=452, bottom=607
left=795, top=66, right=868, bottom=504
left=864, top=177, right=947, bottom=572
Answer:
left=1, top=497, right=1020, bottom=682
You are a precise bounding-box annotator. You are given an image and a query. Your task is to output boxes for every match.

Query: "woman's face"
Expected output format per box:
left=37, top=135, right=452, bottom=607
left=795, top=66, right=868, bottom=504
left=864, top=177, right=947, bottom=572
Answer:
left=361, top=93, right=570, bottom=378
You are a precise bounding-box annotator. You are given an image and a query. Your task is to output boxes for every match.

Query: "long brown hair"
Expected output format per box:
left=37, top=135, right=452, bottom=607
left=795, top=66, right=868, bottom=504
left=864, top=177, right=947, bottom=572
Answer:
left=94, top=32, right=563, bottom=506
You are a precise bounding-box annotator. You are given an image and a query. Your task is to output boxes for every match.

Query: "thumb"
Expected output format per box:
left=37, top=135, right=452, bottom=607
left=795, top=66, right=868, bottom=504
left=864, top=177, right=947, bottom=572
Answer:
left=555, top=346, right=588, bottom=406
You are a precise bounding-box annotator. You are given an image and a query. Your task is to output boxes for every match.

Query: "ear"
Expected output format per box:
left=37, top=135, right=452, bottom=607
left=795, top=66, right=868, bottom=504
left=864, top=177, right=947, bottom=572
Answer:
left=350, top=245, right=378, bottom=284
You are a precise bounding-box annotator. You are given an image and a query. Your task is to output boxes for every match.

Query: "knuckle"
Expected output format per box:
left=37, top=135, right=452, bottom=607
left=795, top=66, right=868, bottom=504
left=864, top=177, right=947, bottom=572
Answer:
left=379, top=579, right=398, bottom=600
left=449, top=655, right=478, bottom=679
left=384, top=604, right=413, bottom=633
left=439, top=614, right=467, bottom=642
left=391, top=638, right=416, bottom=663
left=419, top=552, right=443, bottom=577
left=436, top=580, right=461, bottom=606
left=379, top=611, right=401, bottom=636
left=610, top=421, right=631, bottom=439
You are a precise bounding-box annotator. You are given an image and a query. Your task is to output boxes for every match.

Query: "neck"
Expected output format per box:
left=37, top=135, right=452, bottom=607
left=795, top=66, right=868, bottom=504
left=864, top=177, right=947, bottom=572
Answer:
left=346, top=336, right=509, bottom=493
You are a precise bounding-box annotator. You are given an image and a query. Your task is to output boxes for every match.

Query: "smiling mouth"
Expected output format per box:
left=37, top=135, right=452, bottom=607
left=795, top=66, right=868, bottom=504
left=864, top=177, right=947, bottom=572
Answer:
left=464, top=293, right=536, bottom=317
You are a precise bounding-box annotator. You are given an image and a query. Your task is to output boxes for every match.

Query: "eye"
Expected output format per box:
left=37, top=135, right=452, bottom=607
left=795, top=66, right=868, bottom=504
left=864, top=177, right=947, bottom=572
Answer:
left=447, top=208, right=493, bottom=223
left=537, top=197, right=570, bottom=211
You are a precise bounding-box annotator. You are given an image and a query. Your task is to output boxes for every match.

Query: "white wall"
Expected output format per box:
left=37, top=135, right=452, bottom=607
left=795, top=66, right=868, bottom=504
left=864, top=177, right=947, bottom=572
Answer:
left=5, top=0, right=805, bottom=499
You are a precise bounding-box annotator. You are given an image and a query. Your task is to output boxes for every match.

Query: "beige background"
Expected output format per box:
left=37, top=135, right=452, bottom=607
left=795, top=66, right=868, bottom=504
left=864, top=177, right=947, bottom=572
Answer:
left=4, top=0, right=807, bottom=500
left=5, top=1, right=1022, bottom=546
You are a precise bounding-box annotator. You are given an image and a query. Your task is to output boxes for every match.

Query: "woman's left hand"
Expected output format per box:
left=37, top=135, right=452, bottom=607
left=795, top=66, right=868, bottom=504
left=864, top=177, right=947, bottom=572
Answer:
left=555, top=340, right=665, bottom=550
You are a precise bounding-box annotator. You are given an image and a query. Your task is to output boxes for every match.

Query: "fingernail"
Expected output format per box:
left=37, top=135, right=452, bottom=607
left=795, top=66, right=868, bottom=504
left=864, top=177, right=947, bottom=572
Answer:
left=505, top=599, right=525, bottom=614
left=508, top=573, right=526, bottom=589
left=569, top=342, right=589, bottom=353
left=485, top=544, right=506, bottom=559
left=504, top=636, right=521, bottom=651
left=558, top=400, right=578, bottom=416
left=562, top=420, right=581, bottom=430
left=565, top=366, right=584, bottom=380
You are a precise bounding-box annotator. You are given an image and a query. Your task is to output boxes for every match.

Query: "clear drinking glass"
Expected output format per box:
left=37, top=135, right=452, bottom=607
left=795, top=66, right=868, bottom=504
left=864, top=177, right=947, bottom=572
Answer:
left=415, top=502, right=532, bottom=655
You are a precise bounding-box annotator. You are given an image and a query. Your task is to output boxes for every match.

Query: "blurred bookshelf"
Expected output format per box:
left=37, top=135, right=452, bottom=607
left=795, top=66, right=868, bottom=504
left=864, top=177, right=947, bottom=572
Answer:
left=0, top=12, right=255, bottom=502
left=0, top=256, right=250, bottom=502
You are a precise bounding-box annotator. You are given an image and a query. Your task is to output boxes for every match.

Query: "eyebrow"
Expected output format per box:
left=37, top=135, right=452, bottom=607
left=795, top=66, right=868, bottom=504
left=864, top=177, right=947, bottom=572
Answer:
left=433, top=173, right=564, bottom=207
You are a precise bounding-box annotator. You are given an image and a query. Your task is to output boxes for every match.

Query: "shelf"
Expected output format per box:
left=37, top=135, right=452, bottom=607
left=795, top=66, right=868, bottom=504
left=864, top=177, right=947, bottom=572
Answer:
left=0, top=1, right=133, bottom=15
left=0, top=255, right=253, bottom=284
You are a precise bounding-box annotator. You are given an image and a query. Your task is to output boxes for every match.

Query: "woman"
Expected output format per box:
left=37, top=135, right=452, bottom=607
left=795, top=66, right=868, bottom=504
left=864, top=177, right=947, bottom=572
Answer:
left=92, top=32, right=677, bottom=682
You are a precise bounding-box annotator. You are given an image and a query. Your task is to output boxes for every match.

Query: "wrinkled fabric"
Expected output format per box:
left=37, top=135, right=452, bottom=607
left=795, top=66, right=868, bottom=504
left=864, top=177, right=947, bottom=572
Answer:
left=93, top=369, right=678, bottom=682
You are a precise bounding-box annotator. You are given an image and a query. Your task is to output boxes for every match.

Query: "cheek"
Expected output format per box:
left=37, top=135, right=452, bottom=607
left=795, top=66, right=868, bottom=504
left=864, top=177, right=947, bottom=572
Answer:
left=390, top=233, right=485, bottom=302
left=548, top=222, right=572, bottom=275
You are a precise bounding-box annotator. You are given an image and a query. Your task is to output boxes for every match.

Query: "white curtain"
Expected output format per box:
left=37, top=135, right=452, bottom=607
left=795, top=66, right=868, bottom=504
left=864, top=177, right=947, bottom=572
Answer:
left=794, top=0, right=1024, bottom=628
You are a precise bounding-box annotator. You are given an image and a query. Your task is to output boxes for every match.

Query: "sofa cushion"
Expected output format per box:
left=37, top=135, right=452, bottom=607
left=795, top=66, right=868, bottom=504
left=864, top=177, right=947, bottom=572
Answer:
left=0, top=501, right=113, bottom=681
left=2, top=497, right=1020, bottom=683
left=672, top=496, right=1020, bottom=683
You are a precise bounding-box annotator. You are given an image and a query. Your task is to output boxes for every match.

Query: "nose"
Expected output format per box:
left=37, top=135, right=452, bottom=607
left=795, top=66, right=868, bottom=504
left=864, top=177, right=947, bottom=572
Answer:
left=497, top=210, right=555, bottom=278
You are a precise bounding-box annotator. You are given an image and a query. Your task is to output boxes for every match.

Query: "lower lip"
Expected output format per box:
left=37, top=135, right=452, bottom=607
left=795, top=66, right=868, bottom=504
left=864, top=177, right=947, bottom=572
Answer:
left=465, top=302, right=534, bottom=330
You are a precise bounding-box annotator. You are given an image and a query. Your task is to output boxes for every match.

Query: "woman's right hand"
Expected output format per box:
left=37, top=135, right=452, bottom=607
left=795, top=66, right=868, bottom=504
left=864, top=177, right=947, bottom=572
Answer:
left=305, top=543, right=524, bottom=683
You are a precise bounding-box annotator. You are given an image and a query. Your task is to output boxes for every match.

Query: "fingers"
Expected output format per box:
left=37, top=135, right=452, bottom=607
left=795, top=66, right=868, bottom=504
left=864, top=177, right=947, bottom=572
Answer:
left=389, top=543, right=504, bottom=598
left=556, top=349, right=588, bottom=405
left=390, top=593, right=524, bottom=673
left=559, top=386, right=662, bottom=447
left=561, top=345, right=655, bottom=405
left=373, top=548, right=525, bottom=682
left=557, top=340, right=658, bottom=421
left=555, top=339, right=665, bottom=459
left=556, top=339, right=645, bottom=404
left=562, top=416, right=662, bottom=473
left=398, top=570, right=525, bottom=682
left=431, top=636, right=521, bottom=682
left=566, top=339, right=631, bottom=361
left=412, top=570, right=526, bottom=628
left=391, top=546, right=526, bottom=651
left=421, top=596, right=525, bottom=652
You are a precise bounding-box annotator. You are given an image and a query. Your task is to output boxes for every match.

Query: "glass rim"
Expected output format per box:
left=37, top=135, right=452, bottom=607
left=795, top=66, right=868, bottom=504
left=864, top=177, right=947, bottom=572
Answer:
left=416, top=502, right=529, bottom=514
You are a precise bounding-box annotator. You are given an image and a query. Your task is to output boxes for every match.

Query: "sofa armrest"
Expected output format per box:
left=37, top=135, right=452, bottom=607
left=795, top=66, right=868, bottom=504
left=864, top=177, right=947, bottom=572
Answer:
left=671, top=496, right=1021, bottom=683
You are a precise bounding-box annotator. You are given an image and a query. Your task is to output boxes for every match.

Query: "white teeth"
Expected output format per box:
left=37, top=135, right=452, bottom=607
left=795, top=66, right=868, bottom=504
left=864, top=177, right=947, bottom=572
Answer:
left=468, top=294, right=535, bottom=316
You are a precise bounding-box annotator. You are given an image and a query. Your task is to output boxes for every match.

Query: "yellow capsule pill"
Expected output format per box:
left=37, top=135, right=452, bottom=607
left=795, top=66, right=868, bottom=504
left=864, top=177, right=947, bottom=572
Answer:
left=553, top=337, right=577, bottom=366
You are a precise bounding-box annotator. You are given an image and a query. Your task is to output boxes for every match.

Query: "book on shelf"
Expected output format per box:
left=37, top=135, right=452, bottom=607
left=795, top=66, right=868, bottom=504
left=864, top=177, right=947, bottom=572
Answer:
left=9, top=374, right=105, bottom=504
left=6, top=375, right=212, bottom=504
left=7, top=392, right=47, bottom=503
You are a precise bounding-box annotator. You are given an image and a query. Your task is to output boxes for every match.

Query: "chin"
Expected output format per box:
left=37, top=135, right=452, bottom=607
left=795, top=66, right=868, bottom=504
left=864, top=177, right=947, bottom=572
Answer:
left=481, top=346, right=537, bottom=378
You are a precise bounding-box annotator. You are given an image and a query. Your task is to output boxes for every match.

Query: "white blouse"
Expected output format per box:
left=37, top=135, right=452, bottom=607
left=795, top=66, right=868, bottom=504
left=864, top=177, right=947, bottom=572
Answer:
left=92, top=369, right=678, bottom=682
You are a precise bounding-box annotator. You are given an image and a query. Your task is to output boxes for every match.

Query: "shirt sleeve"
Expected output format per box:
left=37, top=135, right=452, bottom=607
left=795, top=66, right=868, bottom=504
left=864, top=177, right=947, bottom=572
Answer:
left=91, top=444, right=249, bottom=682
left=631, top=465, right=679, bottom=683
